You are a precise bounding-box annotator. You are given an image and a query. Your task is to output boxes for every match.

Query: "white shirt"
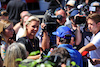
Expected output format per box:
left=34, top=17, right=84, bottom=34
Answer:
left=16, top=27, right=24, bottom=41
left=88, top=32, right=100, bottom=67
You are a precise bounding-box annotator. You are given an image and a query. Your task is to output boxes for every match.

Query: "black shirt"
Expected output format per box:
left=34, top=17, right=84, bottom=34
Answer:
left=17, top=36, right=40, bottom=54
left=6, top=0, right=27, bottom=25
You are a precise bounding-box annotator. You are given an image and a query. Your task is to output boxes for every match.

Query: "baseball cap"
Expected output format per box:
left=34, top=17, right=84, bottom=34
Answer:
left=90, top=1, right=100, bottom=7
left=69, top=9, right=79, bottom=18
left=52, top=26, right=73, bottom=39
left=66, top=0, right=76, bottom=7
left=89, top=1, right=100, bottom=11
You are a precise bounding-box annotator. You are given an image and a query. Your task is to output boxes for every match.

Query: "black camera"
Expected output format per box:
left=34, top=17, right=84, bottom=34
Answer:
left=75, top=15, right=86, bottom=24
left=43, top=9, right=62, bottom=34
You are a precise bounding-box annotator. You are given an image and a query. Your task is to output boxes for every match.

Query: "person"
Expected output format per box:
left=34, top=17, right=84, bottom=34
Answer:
left=54, top=7, right=66, bottom=26
left=13, top=11, right=30, bottom=34
left=6, top=0, right=27, bottom=25
left=79, top=13, right=100, bottom=67
left=64, top=0, right=76, bottom=29
left=51, top=7, right=66, bottom=47
left=15, top=12, right=32, bottom=41
left=48, top=26, right=83, bottom=67
left=17, top=16, right=40, bottom=59
left=69, top=9, right=82, bottom=46
left=89, top=1, right=100, bottom=14
left=0, top=10, right=8, bottom=20
left=50, top=47, right=71, bottom=67
left=69, top=8, right=92, bottom=67
left=3, top=42, right=27, bottom=67
left=0, top=19, right=14, bottom=60
left=40, top=7, right=67, bottom=50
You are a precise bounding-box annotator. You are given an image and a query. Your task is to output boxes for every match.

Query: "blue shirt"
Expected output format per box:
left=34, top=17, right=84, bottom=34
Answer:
left=58, top=44, right=83, bottom=67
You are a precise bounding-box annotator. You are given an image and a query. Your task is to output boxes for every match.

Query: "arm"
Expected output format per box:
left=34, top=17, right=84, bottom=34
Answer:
left=27, top=55, right=40, bottom=60
left=41, top=23, right=50, bottom=50
left=75, top=25, right=82, bottom=45
left=79, top=43, right=96, bottom=54
left=1, top=44, right=6, bottom=60
left=42, top=31, right=50, bottom=50
left=13, top=22, right=21, bottom=34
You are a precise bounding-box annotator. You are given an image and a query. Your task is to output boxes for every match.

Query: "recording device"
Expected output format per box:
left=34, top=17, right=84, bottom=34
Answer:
left=82, top=51, right=94, bottom=65
left=43, top=9, right=62, bottom=34
left=75, top=15, right=86, bottom=24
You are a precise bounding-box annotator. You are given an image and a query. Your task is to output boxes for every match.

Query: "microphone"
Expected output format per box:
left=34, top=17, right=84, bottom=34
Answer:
left=82, top=51, right=94, bottom=65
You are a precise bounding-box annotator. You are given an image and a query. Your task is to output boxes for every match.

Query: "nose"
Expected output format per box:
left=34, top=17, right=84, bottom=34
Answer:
left=34, top=27, right=38, bottom=31
left=88, top=24, right=91, bottom=28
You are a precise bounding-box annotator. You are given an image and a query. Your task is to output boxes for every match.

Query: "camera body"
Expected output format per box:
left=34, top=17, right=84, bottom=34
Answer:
left=75, top=15, right=86, bottom=24
left=44, top=9, right=62, bottom=34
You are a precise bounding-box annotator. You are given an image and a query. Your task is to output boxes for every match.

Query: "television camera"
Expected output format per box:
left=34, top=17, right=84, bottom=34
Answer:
left=43, top=9, right=62, bottom=34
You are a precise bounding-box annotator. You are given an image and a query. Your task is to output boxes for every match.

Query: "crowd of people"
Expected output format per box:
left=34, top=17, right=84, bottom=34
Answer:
left=0, top=0, right=100, bottom=67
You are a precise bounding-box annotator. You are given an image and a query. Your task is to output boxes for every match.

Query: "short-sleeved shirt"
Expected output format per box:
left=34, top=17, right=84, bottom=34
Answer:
left=17, top=36, right=40, bottom=54
left=58, top=44, right=83, bottom=67
left=48, top=44, right=83, bottom=67
left=89, top=32, right=100, bottom=67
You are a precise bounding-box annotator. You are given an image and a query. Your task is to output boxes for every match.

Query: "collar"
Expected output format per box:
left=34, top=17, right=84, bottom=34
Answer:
left=58, top=44, right=73, bottom=49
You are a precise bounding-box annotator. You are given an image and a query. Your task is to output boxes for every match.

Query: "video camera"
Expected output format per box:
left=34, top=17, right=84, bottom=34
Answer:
left=69, top=8, right=86, bottom=24
left=75, top=15, right=86, bottom=24
left=43, top=9, right=62, bottom=34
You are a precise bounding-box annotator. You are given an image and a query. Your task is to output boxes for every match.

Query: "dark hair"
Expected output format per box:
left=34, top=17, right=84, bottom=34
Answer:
left=50, top=47, right=70, bottom=65
left=60, top=35, right=71, bottom=44
left=54, top=7, right=65, bottom=14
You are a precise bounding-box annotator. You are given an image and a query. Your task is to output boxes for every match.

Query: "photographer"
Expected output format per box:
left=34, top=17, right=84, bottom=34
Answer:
left=69, top=9, right=92, bottom=67
left=69, top=9, right=82, bottom=46
left=54, top=7, right=66, bottom=27
left=41, top=7, right=66, bottom=51
left=89, top=1, right=100, bottom=14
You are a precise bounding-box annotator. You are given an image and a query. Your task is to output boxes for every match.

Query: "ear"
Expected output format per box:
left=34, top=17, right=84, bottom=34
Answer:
left=97, top=22, right=100, bottom=26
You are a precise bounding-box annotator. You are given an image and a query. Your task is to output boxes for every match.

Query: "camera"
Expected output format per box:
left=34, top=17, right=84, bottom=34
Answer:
left=43, top=9, right=62, bottom=34
left=75, top=15, right=86, bottom=24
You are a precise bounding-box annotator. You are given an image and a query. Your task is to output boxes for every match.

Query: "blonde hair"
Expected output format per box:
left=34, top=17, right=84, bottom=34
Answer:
left=0, top=19, right=13, bottom=34
left=0, top=19, right=13, bottom=43
left=4, top=42, right=27, bottom=67
left=22, top=16, right=40, bottom=37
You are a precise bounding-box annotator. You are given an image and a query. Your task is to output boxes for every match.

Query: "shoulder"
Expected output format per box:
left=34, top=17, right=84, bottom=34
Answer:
left=34, top=36, right=39, bottom=41
left=17, top=37, right=28, bottom=43
left=1, top=41, right=6, bottom=45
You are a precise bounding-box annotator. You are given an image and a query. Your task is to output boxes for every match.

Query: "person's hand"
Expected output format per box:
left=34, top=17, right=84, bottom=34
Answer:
left=91, top=58, right=100, bottom=65
left=41, top=23, right=46, bottom=29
